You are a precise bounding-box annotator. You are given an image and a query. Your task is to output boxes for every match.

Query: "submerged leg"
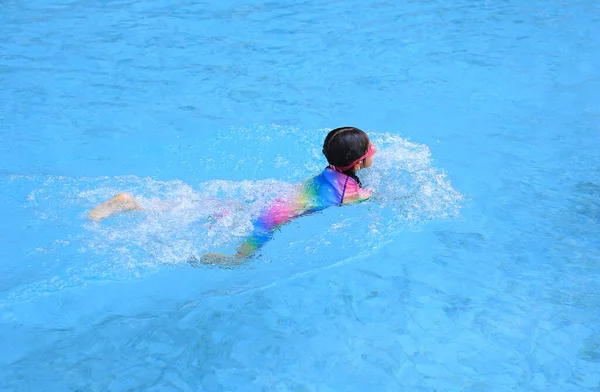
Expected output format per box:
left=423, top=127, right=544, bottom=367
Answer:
left=88, top=192, right=143, bottom=221
left=188, top=253, right=244, bottom=268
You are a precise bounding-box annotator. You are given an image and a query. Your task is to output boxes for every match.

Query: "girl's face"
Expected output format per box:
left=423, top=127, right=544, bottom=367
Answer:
left=358, top=141, right=376, bottom=170
left=362, top=155, right=374, bottom=169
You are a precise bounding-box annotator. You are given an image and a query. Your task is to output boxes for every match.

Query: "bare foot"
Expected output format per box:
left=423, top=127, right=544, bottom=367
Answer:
left=88, top=193, right=143, bottom=221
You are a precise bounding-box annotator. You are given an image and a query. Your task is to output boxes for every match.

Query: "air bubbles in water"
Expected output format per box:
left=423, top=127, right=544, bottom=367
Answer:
left=14, top=128, right=464, bottom=278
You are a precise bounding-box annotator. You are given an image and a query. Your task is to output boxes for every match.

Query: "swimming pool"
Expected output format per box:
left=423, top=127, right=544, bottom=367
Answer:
left=1, top=0, right=599, bottom=390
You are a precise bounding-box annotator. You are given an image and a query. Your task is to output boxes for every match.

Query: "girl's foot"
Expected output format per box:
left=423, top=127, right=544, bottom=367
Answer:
left=88, top=193, right=142, bottom=221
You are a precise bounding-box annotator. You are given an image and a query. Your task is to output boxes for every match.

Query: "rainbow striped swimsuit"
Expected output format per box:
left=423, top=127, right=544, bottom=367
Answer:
left=240, top=167, right=371, bottom=256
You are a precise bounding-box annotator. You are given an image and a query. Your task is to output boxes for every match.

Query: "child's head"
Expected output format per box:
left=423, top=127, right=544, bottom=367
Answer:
left=322, top=127, right=376, bottom=175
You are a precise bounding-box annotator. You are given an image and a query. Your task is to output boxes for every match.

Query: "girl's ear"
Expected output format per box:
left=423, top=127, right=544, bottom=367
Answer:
left=354, top=162, right=362, bottom=171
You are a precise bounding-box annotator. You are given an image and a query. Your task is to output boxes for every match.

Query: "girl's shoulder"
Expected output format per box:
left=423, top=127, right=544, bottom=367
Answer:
left=342, top=175, right=371, bottom=204
left=317, top=167, right=371, bottom=204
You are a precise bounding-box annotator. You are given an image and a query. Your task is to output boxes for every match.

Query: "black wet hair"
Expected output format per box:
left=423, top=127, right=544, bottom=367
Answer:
left=322, top=126, right=370, bottom=186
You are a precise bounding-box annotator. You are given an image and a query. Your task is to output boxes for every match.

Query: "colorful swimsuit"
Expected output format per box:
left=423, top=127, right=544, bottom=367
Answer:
left=239, top=167, right=371, bottom=256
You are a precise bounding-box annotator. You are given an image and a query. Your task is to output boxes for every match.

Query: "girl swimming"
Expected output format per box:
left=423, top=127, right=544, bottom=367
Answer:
left=88, top=126, right=376, bottom=264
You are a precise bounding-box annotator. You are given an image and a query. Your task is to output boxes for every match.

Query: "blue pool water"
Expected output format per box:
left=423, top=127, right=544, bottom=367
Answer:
left=1, top=0, right=600, bottom=390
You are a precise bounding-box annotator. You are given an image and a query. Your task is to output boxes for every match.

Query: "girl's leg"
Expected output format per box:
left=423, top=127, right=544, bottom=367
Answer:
left=88, top=193, right=143, bottom=221
left=190, top=252, right=243, bottom=267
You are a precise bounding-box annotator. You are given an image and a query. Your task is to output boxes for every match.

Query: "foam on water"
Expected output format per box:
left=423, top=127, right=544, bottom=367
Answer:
left=3, top=129, right=463, bottom=304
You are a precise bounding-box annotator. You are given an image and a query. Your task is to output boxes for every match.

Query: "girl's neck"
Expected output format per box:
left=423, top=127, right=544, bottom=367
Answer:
left=327, top=165, right=361, bottom=187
